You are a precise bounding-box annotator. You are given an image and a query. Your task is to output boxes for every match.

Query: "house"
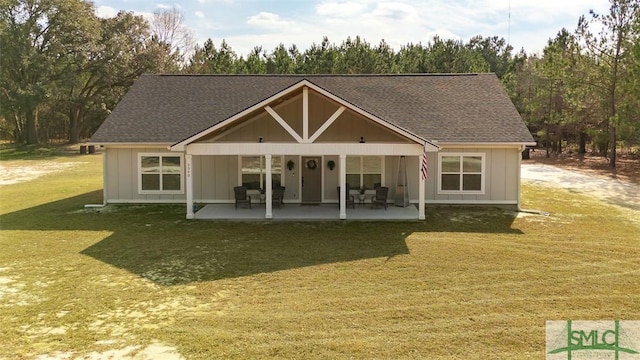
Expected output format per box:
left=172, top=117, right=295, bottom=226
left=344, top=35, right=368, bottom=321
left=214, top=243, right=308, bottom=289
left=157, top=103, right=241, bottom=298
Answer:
left=90, top=73, right=535, bottom=220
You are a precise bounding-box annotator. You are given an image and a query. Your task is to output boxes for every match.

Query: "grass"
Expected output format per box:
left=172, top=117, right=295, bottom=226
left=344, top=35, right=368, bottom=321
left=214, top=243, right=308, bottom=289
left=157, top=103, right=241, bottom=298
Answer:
left=0, top=142, right=81, bottom=161
left=0, top=151, right=639, bottom=359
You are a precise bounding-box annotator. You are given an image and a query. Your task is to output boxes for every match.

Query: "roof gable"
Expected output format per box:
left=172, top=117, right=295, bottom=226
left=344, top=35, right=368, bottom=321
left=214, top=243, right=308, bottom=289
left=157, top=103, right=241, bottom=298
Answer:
left=170, top=79, right=427, bottom=151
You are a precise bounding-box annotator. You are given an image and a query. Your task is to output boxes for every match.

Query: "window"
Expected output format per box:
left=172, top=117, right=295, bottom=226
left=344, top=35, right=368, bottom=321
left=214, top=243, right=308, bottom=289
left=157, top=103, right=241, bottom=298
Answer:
left=241, top=156, right=283, bottom=190
left=438, top=153, right=484, bottom=194
left=139, top=154, right=183, bottom=194
left=346, top=156, right=382, bottom=190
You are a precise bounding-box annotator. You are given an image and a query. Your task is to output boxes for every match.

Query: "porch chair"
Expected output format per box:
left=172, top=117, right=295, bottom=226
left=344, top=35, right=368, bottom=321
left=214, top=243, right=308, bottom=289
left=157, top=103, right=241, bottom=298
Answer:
left=233, top=186, right=252, bottom=209
left=272, top=186, right=286, bottom=208
left=370, top=186, right=389, bottom=210
left=337, top=184, right=355, bottom=209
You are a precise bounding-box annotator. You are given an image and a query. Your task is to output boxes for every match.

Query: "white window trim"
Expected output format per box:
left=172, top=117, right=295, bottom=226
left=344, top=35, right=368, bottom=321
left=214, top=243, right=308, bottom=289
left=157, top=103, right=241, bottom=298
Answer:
left=238, top=155, right=285, bottom=190
left=346, top=155, right=384, bottom=190
left=437, top=153, right=485, bottom=195
left=138, top=153, right=185, bottom=195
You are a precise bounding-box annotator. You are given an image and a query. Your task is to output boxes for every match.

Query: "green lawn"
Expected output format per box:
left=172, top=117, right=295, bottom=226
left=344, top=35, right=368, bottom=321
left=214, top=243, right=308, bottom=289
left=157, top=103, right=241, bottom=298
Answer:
left=0, top=152, right=638, bottom=359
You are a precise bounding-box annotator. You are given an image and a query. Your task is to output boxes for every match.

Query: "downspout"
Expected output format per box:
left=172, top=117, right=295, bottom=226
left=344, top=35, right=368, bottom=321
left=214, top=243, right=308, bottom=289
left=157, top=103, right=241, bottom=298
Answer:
left=517, top=145, right=525, bottom=212
left=84, top=203, right=107, bottom=208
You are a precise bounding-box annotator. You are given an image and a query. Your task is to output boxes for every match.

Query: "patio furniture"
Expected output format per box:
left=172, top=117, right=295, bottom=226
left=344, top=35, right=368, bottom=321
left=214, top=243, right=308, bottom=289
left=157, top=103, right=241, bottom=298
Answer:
left=370, top=186, right=389, bottom=210
left=337, top=185, right=355, bottom=209
left=272, top=186, right=286, bottom=208
left=234, top=186, right=251, bottom=209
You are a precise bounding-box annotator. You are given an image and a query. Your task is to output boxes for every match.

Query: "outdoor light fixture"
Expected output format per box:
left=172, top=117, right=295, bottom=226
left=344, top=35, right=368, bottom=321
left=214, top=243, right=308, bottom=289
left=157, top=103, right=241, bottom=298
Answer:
left=259, top=137, right=263, bottom=143
left=359, top=136, right=365, bottom=143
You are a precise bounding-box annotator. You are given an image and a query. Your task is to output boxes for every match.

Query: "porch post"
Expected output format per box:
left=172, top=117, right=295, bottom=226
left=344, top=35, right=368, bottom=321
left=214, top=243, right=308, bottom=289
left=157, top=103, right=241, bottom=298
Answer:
left=418, top=153, right=426, bottom=220
left=339, top=154, right=346, bottom=219
left=265, top=154, right=273, bottom=219
left=186, top=154, right=194, bottom=219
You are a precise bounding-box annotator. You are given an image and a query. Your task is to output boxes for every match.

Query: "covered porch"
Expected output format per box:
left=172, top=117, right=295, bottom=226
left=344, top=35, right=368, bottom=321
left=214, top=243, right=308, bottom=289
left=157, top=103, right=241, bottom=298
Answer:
left=171, top=81, right=439, bottom=221
left=193, top=203, right=421, bottom=221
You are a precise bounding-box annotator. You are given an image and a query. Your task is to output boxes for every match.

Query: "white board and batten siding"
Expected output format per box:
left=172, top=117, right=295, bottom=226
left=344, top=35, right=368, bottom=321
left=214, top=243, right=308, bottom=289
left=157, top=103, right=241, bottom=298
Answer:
left=105, top=147, right=246, bottom=203
left=105, top=147, right=187, bottom=204
left=191, top=155, right=238, bottom=203
left=424, top=147, right=521, bottom=205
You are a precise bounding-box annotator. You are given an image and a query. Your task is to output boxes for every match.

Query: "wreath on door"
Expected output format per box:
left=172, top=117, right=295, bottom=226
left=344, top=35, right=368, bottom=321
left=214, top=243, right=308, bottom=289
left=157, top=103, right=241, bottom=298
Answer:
left=306, top=159, right=317, bottom=170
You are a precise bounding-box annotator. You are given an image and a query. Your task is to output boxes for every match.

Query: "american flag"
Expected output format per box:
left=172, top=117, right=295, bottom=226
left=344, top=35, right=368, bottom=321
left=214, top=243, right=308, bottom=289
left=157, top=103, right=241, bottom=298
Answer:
left=421, top=144, right=428, bottom=180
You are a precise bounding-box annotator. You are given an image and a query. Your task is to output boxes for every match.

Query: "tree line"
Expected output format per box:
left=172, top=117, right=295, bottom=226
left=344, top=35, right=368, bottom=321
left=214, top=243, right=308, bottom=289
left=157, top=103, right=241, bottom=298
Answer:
left=1, top=0, right=638, bottom=167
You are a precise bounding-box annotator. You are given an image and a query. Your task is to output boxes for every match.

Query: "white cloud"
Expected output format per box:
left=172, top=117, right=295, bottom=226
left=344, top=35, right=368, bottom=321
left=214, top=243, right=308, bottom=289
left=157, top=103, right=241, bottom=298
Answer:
left=371, top=2, right=417, bottom=21
left=156, top=4, right=172, bottom=9
left=195, top=11, right=205, bottom=19
left=316, top=1, right=367, bottom=17
left=247, top=12, right=294, bottom=29
left=95, top=5, right=118, bottom=18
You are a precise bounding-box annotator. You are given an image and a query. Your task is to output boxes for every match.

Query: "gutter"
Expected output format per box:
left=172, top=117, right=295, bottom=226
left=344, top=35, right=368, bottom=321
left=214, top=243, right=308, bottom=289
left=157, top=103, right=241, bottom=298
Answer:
left=437, top=141, right=537, bottom=148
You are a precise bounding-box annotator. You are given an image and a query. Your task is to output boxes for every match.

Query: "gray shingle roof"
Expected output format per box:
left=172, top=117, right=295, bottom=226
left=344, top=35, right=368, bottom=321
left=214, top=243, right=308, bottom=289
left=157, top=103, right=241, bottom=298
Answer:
left=90, top=73, right=534, bottom=144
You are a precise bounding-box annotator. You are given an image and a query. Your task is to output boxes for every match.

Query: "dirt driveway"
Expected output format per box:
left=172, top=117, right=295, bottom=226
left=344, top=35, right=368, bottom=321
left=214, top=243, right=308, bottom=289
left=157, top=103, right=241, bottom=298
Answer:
left=521, top=163, right=640, bottom=213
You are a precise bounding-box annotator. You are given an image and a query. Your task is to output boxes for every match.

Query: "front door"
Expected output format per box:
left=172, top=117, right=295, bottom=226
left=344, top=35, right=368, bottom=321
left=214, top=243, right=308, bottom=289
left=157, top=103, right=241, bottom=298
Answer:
left=301, top=156, right=322, bottom=203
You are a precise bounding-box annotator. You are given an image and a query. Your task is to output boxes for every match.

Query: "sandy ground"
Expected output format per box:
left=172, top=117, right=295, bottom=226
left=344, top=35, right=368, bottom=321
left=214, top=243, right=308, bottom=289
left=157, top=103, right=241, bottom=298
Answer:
left=0, top=162, right=81, bottom=186
left=521, top=163, right=640, bottom=212
left=35, top=342, right=185, bottom=360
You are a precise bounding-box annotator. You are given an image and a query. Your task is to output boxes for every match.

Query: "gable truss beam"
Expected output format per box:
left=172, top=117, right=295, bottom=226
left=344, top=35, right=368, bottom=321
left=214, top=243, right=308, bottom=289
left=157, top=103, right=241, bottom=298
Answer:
left=209, top=94, right=302, bottom=143
left=264, top=106, right=304, bottom=143
left=308, top=106, right=345, bottom=143
left=303, top=87, right=309, bottom=141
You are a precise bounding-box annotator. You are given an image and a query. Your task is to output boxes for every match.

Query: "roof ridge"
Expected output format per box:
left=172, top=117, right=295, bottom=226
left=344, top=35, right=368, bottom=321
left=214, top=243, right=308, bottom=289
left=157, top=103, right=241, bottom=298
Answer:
left=144, top=73, right=491, bottom=78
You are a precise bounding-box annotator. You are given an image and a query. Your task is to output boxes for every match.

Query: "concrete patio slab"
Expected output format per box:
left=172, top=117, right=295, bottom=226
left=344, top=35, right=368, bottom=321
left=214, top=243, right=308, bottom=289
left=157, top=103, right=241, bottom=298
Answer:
left=193, top=203, right=420, bottom=221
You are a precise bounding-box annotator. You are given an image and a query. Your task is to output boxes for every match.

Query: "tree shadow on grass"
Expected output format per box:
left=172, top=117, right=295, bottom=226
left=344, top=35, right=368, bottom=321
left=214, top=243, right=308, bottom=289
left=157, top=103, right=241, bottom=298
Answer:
left=1, top=191, right=523, bottom=285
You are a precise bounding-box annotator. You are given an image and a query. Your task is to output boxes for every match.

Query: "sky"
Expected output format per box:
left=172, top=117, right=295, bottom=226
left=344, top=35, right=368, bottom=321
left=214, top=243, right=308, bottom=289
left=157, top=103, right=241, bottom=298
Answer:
left=93, top=0, right=612, bottom=57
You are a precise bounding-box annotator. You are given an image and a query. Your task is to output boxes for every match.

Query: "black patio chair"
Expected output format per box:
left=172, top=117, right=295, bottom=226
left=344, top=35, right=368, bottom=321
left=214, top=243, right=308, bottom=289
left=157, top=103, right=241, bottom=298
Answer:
left=272, top=186, right=286, bottom=208
left=234, top=186, right=251, bottom=209
left=370, top=186, right=389, bottom=210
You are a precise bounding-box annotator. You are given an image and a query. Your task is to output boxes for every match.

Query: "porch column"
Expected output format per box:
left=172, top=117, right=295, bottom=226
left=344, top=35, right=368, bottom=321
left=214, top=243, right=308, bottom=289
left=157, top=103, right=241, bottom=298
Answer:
left=265, top=154, right=273, bottom=219
left=418, top=153, right=426, bottom=220
left=339, top=154, right=346, bottom=219
left=186, top=154, right=194, bottom=219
